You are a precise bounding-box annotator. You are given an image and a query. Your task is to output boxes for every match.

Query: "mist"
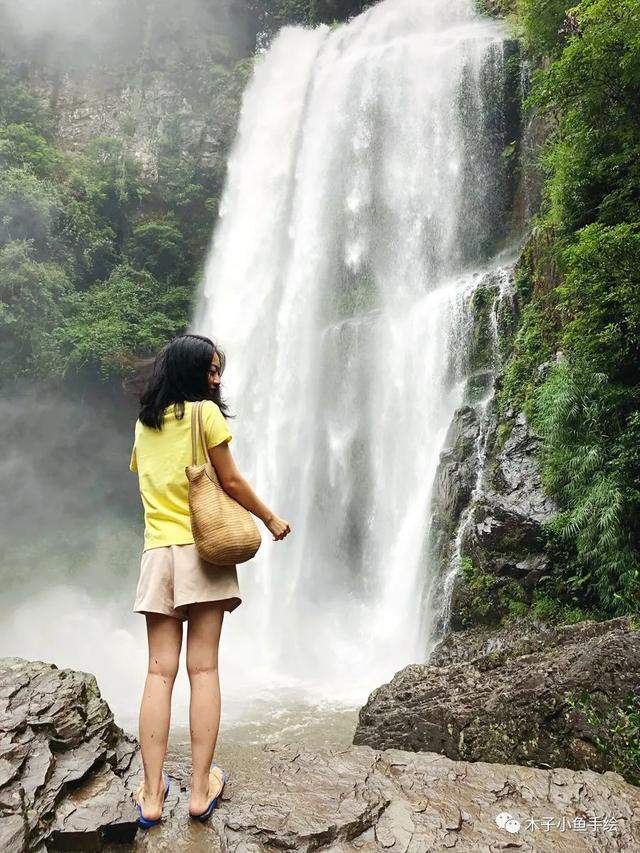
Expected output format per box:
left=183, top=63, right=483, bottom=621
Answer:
left=0, top=0, right=256, bottom=71
left=0, top=388, right=141, bottom=599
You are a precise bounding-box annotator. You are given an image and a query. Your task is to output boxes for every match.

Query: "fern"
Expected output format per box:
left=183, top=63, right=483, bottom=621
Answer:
left=532, top=361, right=640, bottom=612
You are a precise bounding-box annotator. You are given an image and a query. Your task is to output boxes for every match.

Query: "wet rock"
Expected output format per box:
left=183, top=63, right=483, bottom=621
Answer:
left=141, top=742, right=639, bottom=851
left=429, top=405, right=481, bottom=566
left=450, top=405, right=558, bottom=627
left=429, top=615, right=632, bottom=668
left=4, top=656, right=640, bottom=851
left=354, top=618, right=640, bottom=780
left=0, top=657, right=140, bottom=851
left=477, top=409, right=556, bottom=530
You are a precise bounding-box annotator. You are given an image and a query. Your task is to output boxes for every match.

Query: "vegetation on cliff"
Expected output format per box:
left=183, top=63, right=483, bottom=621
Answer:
left=247, top=0, right=372, bottom=30
left=0, top=58, right=252, bottom=383
left=499, top=0, right=640, bottom=616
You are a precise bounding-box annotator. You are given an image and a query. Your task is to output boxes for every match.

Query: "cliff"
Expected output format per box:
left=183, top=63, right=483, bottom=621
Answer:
left=0, top=0, right=256, bottom=175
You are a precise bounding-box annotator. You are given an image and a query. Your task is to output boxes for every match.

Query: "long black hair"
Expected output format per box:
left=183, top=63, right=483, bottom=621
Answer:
left=124, top=334, right=233, bottom=429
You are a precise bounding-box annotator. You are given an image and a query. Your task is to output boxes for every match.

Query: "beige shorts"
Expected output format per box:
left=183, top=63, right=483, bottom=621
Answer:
left=133, top=543, right=242, bottom=621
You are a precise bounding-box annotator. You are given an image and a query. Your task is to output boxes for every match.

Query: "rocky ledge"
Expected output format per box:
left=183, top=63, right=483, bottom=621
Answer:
left=159, top=742, right=640, bottom=852
left=2, top=654, right=640, bottom=851
left=354, top=618, right=640, bottom=783
left=0, top=657, right=141, bottom=852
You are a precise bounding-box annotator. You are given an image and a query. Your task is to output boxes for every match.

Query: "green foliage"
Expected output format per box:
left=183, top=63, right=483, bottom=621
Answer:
left=457, top=557, right=529, bottom=627
left=468, top=286, right=496, bottom=371
left=59, top=265, right=190, bottom=378
left=0, top=58, right=254, bottom=387
left=527, top=0, right=640, bottom=232
left=128, top=218, right=187, bottom=279
left=74, top=138, right=147, bottom=245
left=518, top=0, right=569, bottom=58
left=475, top=0, right=519, bottom=22
left=0, top=69, right=53, bottom=136
left=0, top=124, right=61, bottom=176
left=0, top=168, right=63, bottom=253
left=566, top=690, right=640, bottom=785
left=500, top=296, right=557, bottom=416
left=528, top=573, right=598, bottom=623
left=0, top=241, right=71, bottom=377
left=529, top=595, right=589, bottom=624
left=495, top=0, right=640, bottom=618
left=558, top=222, right=640, bottom=380
left=532, top=362, right=640, bottom=613
left=246, top=0, right=373, bottom=31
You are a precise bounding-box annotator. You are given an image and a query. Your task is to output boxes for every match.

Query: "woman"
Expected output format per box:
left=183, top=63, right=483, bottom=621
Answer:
left=127, top=333, right=291, bottom=828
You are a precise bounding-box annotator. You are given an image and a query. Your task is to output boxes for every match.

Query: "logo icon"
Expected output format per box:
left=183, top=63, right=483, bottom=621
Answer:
left=495, top=812, right=521, bottom=834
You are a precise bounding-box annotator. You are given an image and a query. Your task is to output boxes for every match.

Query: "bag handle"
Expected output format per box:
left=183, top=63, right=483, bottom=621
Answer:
left=190, top=401, right=199, bottom=465
left=190, top=401, right=213, bottom=467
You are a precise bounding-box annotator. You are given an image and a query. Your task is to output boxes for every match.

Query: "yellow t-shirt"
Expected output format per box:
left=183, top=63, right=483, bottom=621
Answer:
left=129, top=400, right=232, bottom=551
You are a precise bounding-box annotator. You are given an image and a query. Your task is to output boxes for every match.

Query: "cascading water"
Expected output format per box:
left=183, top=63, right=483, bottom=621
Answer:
left=193, top=0, right=515, bottom=709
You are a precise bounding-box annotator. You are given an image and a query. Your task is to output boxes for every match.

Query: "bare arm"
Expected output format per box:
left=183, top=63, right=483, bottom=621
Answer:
left=208, top=441, right=291, bottom=540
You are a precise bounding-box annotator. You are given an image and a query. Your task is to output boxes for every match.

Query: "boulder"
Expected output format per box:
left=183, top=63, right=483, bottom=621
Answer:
left=0, top=657, right=142, bottom=851
left=354, top=618, right=640, bottom=781
left=428, top=614, right=636, bottom=669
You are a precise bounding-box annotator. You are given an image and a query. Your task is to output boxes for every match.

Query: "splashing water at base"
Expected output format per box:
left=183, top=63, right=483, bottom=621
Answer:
left=193, top=0, right=512, bottom=710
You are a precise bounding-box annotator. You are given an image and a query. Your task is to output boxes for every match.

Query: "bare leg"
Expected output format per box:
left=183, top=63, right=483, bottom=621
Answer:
left=186, top=602, right=225, bottom=816
left=137, top=613, right=183, bottom=820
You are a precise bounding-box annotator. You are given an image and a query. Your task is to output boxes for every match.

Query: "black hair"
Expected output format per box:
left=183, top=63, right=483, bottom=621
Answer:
left=123, top=334, right=233, bottom=429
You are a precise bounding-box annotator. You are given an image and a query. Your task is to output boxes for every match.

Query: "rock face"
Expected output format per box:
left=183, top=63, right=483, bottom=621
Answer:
left=461, top=407, right=557, bottom=577
left=435, top=399, right=558, bottom=629
left=428, top=405, right=481, bottom=567
left=0, top=657, right=141, bottom=852
left=0, top=0, right=256, bottom=174
left=141, top=742, right=639, bottom=851
left=354, top=618, right=640, bottom=780
left=425, top=264, right=557, bottom=632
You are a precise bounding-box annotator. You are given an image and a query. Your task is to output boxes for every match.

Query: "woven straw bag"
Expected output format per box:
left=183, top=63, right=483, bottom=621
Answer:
left=185, top=400, right=261, bottom=565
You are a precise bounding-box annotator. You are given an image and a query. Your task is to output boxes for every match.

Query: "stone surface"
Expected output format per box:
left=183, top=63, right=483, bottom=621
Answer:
left=0, top=0, right=256, bottom=175
left=116, top=743, right=640, bottom=851
left=448, top=404, right=558, bottom=628
left=463, top=409, right=557, bottom=571
left=428, top=405, right=481, bottom=567
left=429, top=614, right=628, bottom=668
left=3, top=656, right=640, bottom=851
left=425, top=267, right=553, bottom=633
left=354, top=618, right=640, bottom=778
left=0, top=657, right=141, bottom=852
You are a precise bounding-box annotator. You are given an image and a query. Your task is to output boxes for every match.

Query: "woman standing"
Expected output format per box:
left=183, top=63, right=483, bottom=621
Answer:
left=127, top=333, right=290, bottom=828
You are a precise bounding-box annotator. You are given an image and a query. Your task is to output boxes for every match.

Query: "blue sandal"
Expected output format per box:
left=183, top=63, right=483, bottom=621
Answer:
left=190, top=763, right=228, bottom=822
left=135, top=771, right=170, bottom=830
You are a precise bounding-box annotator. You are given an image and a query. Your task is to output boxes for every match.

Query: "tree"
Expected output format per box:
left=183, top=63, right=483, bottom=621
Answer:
left=0, top=240, right=71, bottom=379
left=58, top=265, right=190, bottom=377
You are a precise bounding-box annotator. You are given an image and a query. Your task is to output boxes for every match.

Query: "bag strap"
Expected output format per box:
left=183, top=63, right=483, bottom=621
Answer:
left=190, top=401, right=199, bottom=466
left=190, top=400, right=213, bottom=467
left=197, top=400, right=212, bottom=466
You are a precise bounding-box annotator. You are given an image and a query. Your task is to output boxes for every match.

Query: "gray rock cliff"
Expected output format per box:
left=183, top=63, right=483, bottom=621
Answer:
left=354, top=618, right=640, bottom=783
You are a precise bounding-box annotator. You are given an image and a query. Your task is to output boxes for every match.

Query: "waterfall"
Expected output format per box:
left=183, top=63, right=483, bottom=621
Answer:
left=193, top=0, right=513, bottom=706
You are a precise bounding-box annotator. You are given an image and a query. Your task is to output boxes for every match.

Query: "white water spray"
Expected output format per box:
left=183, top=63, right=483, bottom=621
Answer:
left=194, top=0, right=512, bottom=707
